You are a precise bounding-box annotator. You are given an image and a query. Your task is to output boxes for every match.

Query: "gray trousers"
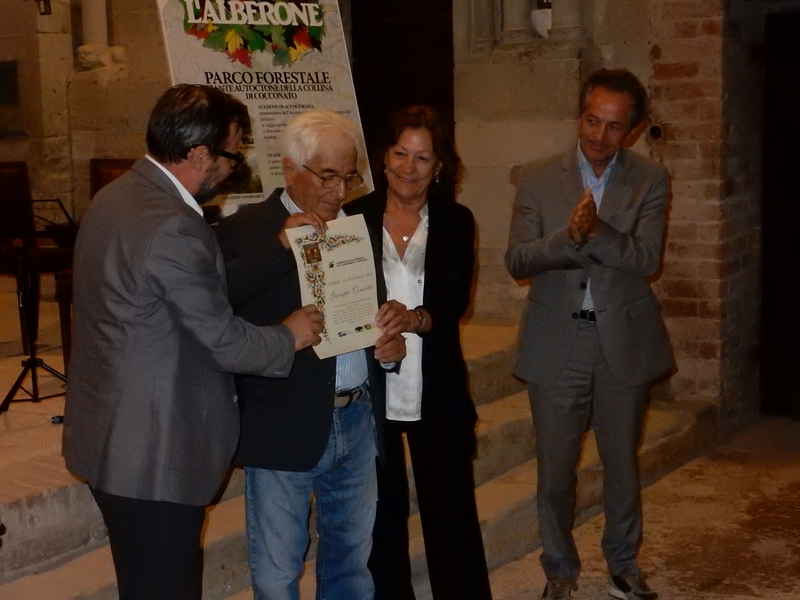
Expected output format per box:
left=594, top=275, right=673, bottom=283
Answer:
left=529, top=320, right=648, bottom=582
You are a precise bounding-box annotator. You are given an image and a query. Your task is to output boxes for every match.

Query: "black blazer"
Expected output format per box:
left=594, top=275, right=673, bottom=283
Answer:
left=344, top=189, right=478, bottom=450
left=214, top=189, right=387, bottom=471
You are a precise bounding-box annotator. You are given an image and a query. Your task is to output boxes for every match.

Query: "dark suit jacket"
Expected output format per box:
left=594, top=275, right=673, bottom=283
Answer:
left=506, top=148, right=674, bottom=387
left=214, top=189, right=388, bottom=471
left=62, top=158, right=295, bottom=506
left=345, top=190, right=478, bottom=449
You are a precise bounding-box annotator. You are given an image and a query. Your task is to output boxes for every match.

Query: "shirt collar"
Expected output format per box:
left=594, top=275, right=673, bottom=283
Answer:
left=576, top=142, right=619, bottom=183
left=145, top=154, right=204, bottom=216
left=419, top=202, right=429, bottom=220
left=280, top=188, right=346, bottom=219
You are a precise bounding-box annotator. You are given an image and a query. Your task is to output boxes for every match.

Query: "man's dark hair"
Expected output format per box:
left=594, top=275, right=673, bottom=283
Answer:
left=579, top=69, right=648, bottom=130
left=146, top=84, right=250, bottom=164
left=373, top=105, right=462, bottom=201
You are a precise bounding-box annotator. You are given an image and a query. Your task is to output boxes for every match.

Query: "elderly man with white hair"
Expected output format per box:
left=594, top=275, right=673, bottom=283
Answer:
left=215, top=110, right=405, bottom=600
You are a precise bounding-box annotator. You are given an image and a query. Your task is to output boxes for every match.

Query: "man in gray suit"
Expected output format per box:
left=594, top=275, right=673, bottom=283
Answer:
left=506, top=69, right=673, bottom=600
left=62, top=84, right=323, bottom=600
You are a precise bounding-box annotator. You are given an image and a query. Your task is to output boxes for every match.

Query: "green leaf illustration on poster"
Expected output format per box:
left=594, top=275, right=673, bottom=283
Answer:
left=178, top=0, right=326, bottom=67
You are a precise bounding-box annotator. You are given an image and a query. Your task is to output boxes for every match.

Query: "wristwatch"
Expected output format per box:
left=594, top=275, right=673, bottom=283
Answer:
left=413, top=307, right=427, bottom=334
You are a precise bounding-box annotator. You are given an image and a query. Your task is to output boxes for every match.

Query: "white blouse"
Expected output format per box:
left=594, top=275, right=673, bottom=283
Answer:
left=383, top=204, right=429, bottom=421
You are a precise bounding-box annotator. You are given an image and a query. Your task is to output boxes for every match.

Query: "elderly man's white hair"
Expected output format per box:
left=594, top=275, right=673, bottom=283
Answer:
left=281, top=110, right=361, bottom=167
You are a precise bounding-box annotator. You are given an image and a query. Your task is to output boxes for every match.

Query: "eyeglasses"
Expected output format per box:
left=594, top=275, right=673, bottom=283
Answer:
left=303, top=165, right=364, bottom=190
left=218, top=150, right=245, bottom=167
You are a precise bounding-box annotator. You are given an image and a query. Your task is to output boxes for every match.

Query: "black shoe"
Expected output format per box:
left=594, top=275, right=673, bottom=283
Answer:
left=542, top=578, right=577, bottom=599
left=608, top=573, right=658, bottom=600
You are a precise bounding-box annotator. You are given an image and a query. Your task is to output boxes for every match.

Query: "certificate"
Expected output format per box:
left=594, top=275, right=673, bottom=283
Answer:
left=286, top=214, right=380, bottom=359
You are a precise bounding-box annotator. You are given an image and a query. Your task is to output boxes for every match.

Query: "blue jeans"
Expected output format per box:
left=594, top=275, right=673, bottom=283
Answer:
left=245, top=395, right=377, bottom=600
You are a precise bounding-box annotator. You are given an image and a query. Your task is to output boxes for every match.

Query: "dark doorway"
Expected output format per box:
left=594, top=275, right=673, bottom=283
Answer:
left=762, top=10, right=800, bottom=418
left=350, top=0, right=454, bottom=156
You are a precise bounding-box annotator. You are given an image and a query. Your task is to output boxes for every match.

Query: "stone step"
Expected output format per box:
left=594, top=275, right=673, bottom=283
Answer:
left=310, top=390, right=534, bottom=562
left=241, top=390, right=535, bottom=595
left=405, top=390, right=533, bottom=515
left=0, top=494, right=252, bottom=600
left=0, top=323, right=519, bottom=587
left=406, top=400, right=717, bottom=600
left=0, top=399, right=716, bottom=599
left=461, top=323, right=524, bottom=407
left=0, top=388, right=537, bottom=598
left=0, top=387, right=222, bottom=588
left=0, top=392, right=104, bottom=586
left=473, top=390, right=534, bottom=487
left=223, top=400, right=718, bottom=600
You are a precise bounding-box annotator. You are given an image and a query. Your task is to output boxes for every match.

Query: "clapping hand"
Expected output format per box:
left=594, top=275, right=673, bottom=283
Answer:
left=568, top=187, right=599, bottom=244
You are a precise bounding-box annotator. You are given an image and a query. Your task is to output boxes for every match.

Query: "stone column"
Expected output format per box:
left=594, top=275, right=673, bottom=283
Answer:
left=82, top=0, right=108, bottom=46
left=471, top=0, right=496, bottom=53
left=34, top=0, right=74, bottom=217
left=77, top=0, right=110, bottom=70
left=549, top=0, right=583, bottom=39
left=500, top=0, right=534, bottom=48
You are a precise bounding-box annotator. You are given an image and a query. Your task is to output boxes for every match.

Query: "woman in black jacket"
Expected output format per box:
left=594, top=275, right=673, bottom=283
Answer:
left=345, top=106, right=492, bottom=600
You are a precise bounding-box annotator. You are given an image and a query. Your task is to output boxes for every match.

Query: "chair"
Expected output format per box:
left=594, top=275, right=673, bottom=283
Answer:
left=90, top=158, right=136, bottom=198
left=0, top=162, right=75, bottom=413
left=89, top=158, right=229, bottom=225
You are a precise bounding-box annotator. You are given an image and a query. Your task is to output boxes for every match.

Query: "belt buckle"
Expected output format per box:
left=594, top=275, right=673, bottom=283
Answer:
left=334, top=385, right=364, bottom=408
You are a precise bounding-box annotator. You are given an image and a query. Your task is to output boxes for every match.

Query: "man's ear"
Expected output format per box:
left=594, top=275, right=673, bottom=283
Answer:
left=283, top=157, right=297, bottom=185
left=624, top=120, right=647, bottom=148
left=187, top=145, right=211, bottom=172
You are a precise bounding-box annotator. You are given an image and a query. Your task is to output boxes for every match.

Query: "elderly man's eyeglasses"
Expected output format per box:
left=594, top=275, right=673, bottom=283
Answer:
left=218, top=150, right=246, bottom=167
left=304, top=165, right=364, bottom=190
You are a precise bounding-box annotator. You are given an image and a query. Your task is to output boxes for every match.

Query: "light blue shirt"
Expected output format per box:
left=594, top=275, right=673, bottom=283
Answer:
left=280, top=190, right=368, bottom=392
left=577, top=143, right=618, bottom=310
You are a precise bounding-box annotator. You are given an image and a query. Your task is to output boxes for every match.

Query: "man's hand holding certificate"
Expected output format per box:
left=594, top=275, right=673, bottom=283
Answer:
left=286, top=214, right=383, bottom=359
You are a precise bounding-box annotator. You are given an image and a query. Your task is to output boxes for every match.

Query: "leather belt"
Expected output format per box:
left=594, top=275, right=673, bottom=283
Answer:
left=578, top=309, right=596, bottom=322
left=334, top=384, right=366, bottom=408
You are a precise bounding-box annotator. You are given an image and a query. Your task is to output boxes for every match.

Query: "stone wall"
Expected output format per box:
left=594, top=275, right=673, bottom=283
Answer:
left=648, top=0, right=729, bottom=407
left=0, top=2, right=39, bottom=158
left=0, top=0, right=72, bottom=208
left=718, top=0, right=800, bottom=427
left=68, top=0, right=170, bottom=217
left=454, top=0, right=790, bottom=427
left=0, top=0, right=169, bottom=219
left=647, top=0, right=800, bottom=423
left=716, top=0, right=764, bottom=426
left=452, top=37, right=581, bottom=322
left=2, top=0, right=790, bottom=427
left=453, top=0, right=655, bottom=323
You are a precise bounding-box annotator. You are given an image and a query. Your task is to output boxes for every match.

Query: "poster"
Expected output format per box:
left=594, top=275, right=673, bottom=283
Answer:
left=156, top=0, right=373, bottom=214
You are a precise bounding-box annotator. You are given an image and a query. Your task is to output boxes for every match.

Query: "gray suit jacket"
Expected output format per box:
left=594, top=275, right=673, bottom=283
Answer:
left=63, top=158, right=295, bottom=506
left=506, top=148, right=674, bottom=388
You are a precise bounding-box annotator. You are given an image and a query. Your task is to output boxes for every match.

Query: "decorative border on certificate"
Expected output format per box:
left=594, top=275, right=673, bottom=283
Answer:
left=295, top=231, right=363, bottom=337
left=286, top=215, right=380, bottom=359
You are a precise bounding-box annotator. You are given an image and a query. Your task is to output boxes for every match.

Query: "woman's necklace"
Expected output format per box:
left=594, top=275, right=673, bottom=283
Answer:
left=385, top=214, right=419, bottom=243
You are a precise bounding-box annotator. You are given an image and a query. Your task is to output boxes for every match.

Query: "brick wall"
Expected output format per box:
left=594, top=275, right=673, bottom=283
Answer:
left=648, top=0, right=768, bottom=429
